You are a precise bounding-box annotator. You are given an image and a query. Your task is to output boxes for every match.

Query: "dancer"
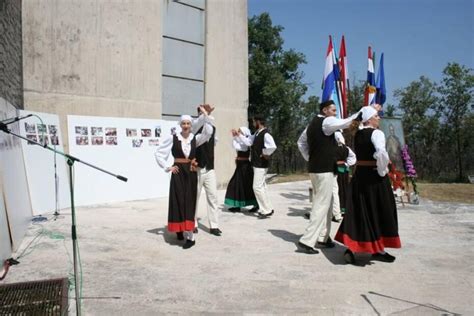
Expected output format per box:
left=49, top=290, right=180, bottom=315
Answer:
left=193, top=105, right=222, bottom=236
left=335, top=106, right=401, bottom=263
left=296, top=100, right=362, bottom=254
left=225, top=127, right=257, bottom=212
left=154, top=107, right=213, bottom=249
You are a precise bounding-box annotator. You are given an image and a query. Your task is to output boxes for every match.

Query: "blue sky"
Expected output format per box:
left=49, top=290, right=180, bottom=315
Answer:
left=248, top=0, right=473, bottom=106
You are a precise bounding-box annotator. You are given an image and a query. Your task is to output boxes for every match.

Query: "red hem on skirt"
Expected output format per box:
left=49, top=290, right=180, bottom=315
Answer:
left=335, top=232, right=401, bottom=254
left=168, top=220, right=195, bottom=232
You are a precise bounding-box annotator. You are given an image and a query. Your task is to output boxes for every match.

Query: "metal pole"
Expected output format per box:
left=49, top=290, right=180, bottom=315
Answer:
left=68, top=159, right=81, bottom=316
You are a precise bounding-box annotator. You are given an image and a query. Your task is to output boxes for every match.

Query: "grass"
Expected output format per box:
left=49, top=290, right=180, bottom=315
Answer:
left=271, top=173, right=474, bottom=204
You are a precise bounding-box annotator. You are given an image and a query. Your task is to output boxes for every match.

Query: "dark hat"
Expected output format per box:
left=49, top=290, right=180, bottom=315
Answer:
left=319, top=100, right=335, bottom=111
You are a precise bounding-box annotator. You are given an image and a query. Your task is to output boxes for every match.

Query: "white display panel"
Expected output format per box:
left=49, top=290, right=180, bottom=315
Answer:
left=0, top=181, right=11, bottom=265
left=67, top=115, right=177, bottom=207
left=0, top=98, right=33, bottom=251
left=19, top=110, right=70, bottom=215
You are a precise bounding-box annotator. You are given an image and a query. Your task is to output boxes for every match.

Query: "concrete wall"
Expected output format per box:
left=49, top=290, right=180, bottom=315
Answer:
left=205, top=0, right=249, bottom=187
left=22, top=0, right=162, bottom=152
left=0, top=0, right=23, bottom=108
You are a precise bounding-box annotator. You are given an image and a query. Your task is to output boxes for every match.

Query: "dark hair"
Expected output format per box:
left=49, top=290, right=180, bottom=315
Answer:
left=253, top=114, right=266, bottom=125
left=319, top=100, right=335, bottom=112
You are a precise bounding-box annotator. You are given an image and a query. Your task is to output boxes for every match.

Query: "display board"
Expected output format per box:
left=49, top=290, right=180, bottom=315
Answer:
left=19, top=110, right=70, bottom=215
left=67, top=115, right=177, bottom=207
left=0, top=98, right=33, bottom=252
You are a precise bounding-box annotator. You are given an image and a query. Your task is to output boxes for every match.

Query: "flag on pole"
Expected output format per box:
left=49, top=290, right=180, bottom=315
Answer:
left=376, top=53, right=386, bottom=105
left=322, top=36, right=343, bottom=118
left=338, top=35, right=349, bottom=117
left=364, top=46, right=376, bottom=106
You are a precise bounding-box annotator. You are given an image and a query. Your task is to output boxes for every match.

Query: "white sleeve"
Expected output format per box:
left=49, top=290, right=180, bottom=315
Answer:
left=322, top=111, right=360, bottom=136
left=195, top=121, right=213, bottom=147
left=371, top=129, right=390, bottom=177
left=233, top=138, right=247, bottom=151
left=155, top=136, right=174, bottom=171
left=297, top=128, right=309, bottom=161
left=262, top=133, right=277, bottom=156
left=236, top=133, right=254, bottom=147
left=346, top=146, right=356, bottom=167
left=192, top=114, right=215, bottom=134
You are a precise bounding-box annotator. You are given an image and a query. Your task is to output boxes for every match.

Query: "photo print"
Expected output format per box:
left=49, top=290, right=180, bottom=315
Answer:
left=48, top=125, right=58, bottom=135
left=105, top=128, right=117, bottom=137
left=126, top=128, right=137, bottom=137
left=92, top=136, right=104, bottom=145
left=25, top=122, right=36, bottom=134
left=50, top=135, right=59, bottom=146
left=154, top=126, right=161, bottom=137
left=149, top=139, right=160, bottom=146
left=106, top=137, right=117, bottom=145
left=75, top=126, right=88, bottom=135
left=76, top=136, right=89, bottom=145
left=132, top=139, right=143, bottom=148
left=39, top=135, right=49, bottom=146
left=170, top=127, right=177, bottom=135
left=141, top=129, right=152, bottom=137
left=26, top=134, right=37, bottom=145
left=91, top=127, right=103, bottom=136
left=37, top=124, right=47, bottom=134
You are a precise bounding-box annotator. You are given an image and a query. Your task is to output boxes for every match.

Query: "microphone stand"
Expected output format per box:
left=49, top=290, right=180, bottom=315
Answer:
left=0, top=120, right=127, bottom=315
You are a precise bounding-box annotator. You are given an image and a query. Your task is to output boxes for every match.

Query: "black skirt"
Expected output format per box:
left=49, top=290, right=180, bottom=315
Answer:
left=224, top=160, right=257, bottom=207
left=335, top=167, right=401, bottom=254
left=167, top=162, right=197, bottom=232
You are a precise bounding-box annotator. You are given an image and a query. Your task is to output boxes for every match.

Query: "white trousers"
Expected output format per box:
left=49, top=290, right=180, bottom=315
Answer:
left=252, top=167, right=273, bottom=215
left=196, top=168, right=219, bottom=229
left=299, top=173, right=336, bottom=248
left=332, top=179, right=342, bottom=220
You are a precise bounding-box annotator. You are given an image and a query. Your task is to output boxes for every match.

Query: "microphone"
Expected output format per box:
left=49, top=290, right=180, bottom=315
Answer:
left=1, top=114, right=34, bottom=125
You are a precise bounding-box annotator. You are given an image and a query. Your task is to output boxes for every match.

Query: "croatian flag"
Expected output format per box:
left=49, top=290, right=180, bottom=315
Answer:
left=364, top=46, right=376, bottom=106
left=322, top=36, right=342, bottom=118
left=338, top=35, right=349, bottom=118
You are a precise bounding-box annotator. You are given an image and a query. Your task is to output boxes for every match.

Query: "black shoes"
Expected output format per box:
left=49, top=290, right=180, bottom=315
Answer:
left=228, top=207, right=241, bottom=213
left=193, top=227, right=198, bottom=234
left=248, top=206, right=259, bottom=213
left=183, top=240, right=195, bottom=249
left=297, top=242, right=319, bottom=254
left=257, top=210, right=274, bottom=219
left=304, top=212, right=310, bottom=220
left=344, top=249, right=355, bottom=264
left=210, top=228, right=222, bottom=236
left=371, top=252, right=396, bottom=262
left=332, top=216, right=342, bottom=223
left=316, top=238, right=336, bottom=248
left=176, top=232, right=184, bottom=240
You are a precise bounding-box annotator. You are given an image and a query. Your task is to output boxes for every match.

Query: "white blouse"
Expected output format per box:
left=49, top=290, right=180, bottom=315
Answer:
left=235, top=128, right=277, bottom=156
left=155, top=115, right=213, bottom=171
left=364, top=127, right=390, bottom=177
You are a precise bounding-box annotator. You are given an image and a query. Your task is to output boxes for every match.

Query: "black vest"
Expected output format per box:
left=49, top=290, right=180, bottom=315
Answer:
left=307, top=116, right=337, bottom=173
left=251, top=129, right=269, bottom=168
left=172, top=135, right=196, bottom=159
left=195, top=125, right=216, bottom=170
left=354, top=128, right=376, bottom=161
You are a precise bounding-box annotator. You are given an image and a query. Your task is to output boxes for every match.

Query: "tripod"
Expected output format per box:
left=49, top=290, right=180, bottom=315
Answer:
left=0, top=119, right=127, bottom=315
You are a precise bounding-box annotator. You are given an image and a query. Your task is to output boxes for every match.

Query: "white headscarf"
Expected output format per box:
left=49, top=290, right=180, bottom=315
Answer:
left=179, top=115, right=193, bottom=124
left=239, top=126, right=251, bottom=137
left=362, top=106, right=377, bottom=123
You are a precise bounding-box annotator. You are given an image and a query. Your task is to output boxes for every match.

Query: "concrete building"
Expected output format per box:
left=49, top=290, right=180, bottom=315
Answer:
left=20, top=0, right=249, bottom=186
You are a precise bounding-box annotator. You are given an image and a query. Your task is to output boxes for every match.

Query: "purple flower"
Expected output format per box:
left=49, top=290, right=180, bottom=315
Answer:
left=402, top=145, right=417, bottom=178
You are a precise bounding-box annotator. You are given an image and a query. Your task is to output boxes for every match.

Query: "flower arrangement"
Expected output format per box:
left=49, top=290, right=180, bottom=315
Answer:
left=401, top=144, right=418, bottom=195
left=388, top=163, right=405, bottom=191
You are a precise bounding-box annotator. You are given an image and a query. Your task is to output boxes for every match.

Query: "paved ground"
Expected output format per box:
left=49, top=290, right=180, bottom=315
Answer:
left=3, top=180, right=473, bottom=315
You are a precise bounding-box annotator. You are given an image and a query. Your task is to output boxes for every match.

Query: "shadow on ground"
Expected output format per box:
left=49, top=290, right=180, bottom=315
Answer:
left=280, top=192, right=310, bottom=201
left=287, top=206, right=310, bottom=218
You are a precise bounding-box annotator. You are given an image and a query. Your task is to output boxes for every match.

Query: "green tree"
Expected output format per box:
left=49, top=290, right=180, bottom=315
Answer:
left=248, top=13, right=314, bottom=173
left=347, top=79, right=365, bottom=114
left=394, top=76, right=440, bottom=179
left=437, top=63, right=474, bottom=181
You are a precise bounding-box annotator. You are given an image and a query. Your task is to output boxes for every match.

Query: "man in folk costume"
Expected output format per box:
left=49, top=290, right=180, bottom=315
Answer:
left=154, top=106, right=213, bottom=249
left=296, top=100, right=362, bottom=254
left=225, top=126, right=258, bottom=212
left=335, top=106, right=401, bottom=263
left=234, top=114, right=277, bottom=219
left=193, top=104, right=222, bottom=237
left=331, top=131, right=356, bottom=223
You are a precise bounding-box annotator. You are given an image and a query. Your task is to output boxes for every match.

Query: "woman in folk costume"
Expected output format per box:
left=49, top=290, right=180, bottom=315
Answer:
left=335, top=106, right=401, bottom=263
left=224, top=127, right=258, bottom=212
left=155, top=107, right=213, bottom=249
left=331, top=131, right=356, bottom=222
